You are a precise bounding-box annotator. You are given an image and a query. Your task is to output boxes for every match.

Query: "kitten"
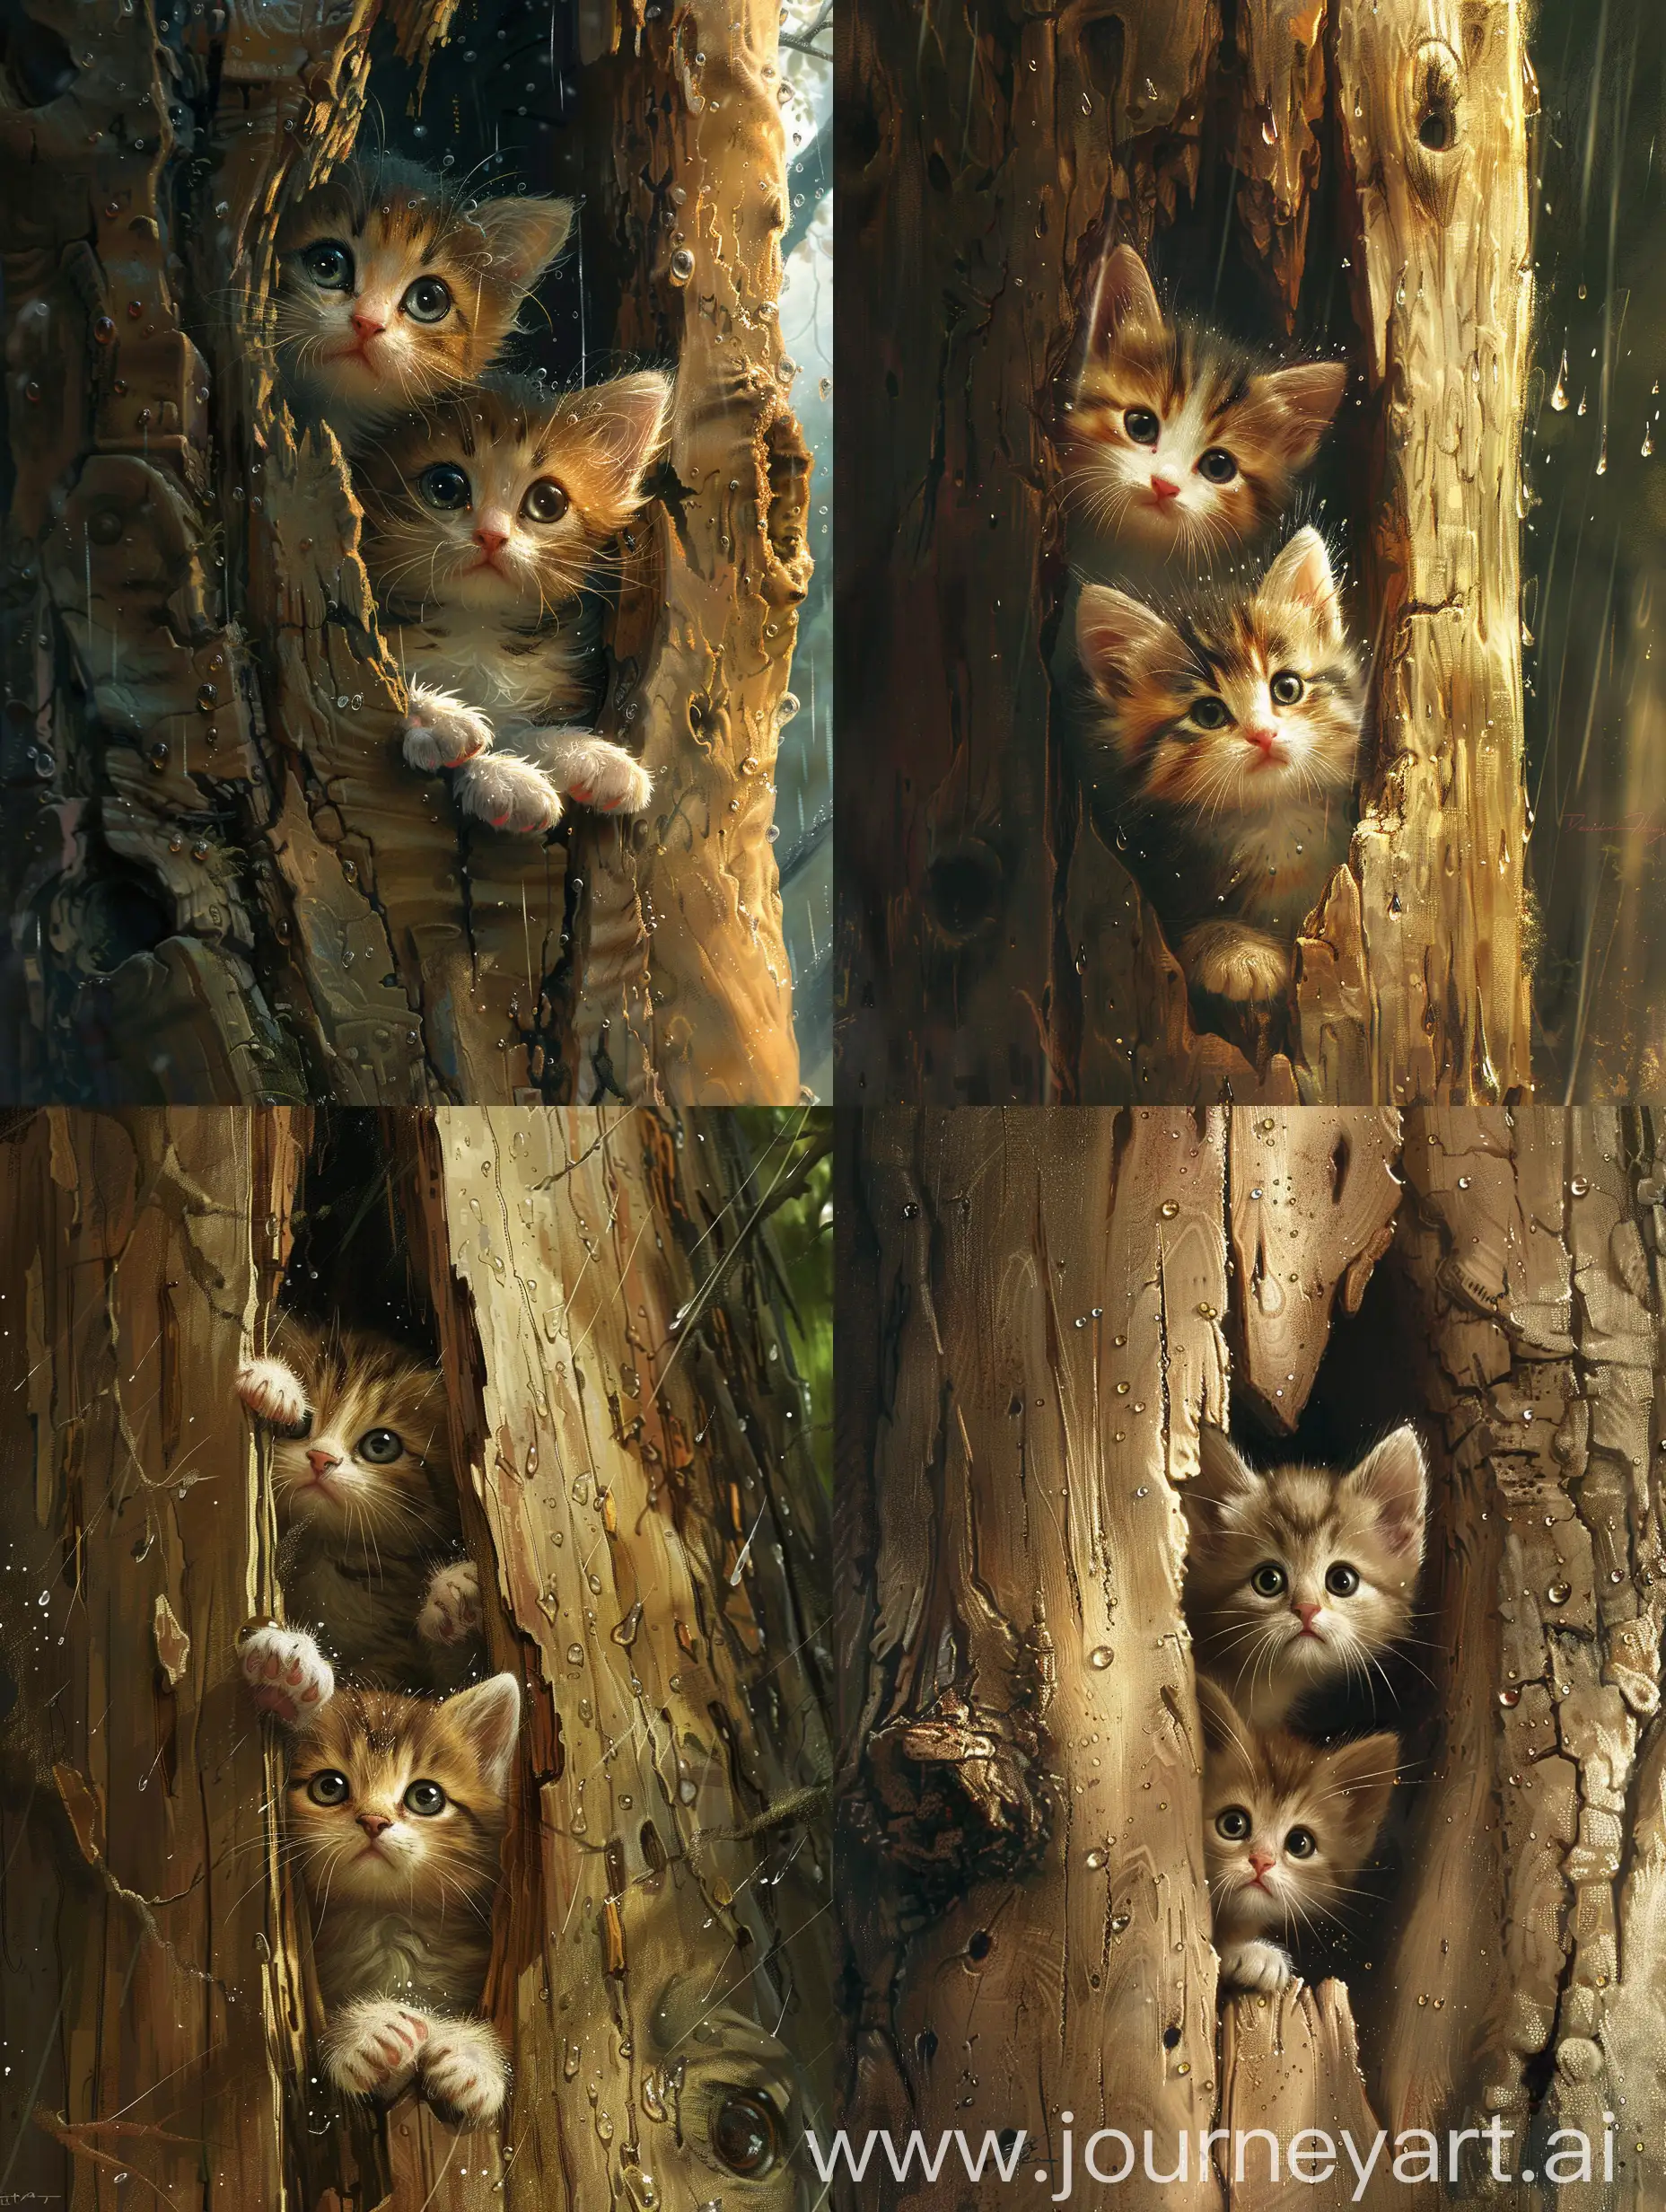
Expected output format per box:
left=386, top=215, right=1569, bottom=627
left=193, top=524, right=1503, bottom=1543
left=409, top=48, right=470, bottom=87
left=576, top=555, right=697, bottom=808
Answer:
left=235, top=1316, right=483, bottom=1708
left=275, top=153, right=574, bottom=448
left=1197, top=1676, right=1396, bottom=1995
left=264, top=1637, right=521, bottom=2126
left=1072, top=527, right=1366, bottom=1009
left=1057, top=244, right=1346, bottom=580
left=355, top=369, right=673, bottom=834
left=1183, top=1424, right=1426, bottom=1731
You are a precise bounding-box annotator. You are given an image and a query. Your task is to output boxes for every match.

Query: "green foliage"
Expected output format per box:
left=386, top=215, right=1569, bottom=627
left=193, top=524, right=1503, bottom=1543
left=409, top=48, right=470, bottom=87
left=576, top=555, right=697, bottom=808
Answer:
left=732, top=1108, right=833, bottom=1492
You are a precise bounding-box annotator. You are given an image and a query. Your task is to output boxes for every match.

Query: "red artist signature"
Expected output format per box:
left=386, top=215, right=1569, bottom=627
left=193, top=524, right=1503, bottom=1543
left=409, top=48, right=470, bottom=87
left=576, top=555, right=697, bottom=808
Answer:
left=1560, top=811, right=1666, bottom=846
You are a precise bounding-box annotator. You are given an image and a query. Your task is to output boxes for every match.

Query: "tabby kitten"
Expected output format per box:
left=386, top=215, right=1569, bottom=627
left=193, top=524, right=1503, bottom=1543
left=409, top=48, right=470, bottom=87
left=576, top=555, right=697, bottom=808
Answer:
left=1057, top=244, right=1346, bottom=579
left=1183, top=1424, right=1426, bottom=1731
left=1198, top=1677, right=1396, bottom=1995
left=1072, top=527, right=1366, bottom=1008
left=355, top=369, right=672, bottom=833
left=265, top=1637, right=520, bottom=2127
left=235, top=1317, right=482, bottom=1707
left=275, top=154, right=574, bottom=448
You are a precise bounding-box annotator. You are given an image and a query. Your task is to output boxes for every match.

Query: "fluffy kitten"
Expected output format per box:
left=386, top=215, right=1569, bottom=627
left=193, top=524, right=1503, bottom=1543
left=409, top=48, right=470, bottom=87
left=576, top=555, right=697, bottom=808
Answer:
left=1072, top=527, right=1366, bottom=1009
left=275, top=154, right=574, bottom=447
left=1183, top=1425, right=1426, bottom=1731
left=235, top=1316, right=483, bottom=1707
left=355, top=369, right=672, bottom=834
left=264, top=1637, right=520, bottom=2126
left=1057, top=245, right=1346, bottom=579
left=1198, top=1677, right=1396, bottom=1995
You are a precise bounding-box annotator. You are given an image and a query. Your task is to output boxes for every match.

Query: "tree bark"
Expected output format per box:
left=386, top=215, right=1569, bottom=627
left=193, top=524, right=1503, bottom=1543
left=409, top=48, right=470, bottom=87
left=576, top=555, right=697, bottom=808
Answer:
left=0, top=1105, right=833, bottom=2210
left=0, top=0, right=803, bottom=1107
left=839, top=1105, right=1666, bottom=2210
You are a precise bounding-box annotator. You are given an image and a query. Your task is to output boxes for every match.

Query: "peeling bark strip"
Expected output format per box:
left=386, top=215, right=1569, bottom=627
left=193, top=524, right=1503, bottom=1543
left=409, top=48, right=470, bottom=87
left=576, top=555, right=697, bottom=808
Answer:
left=574, top=0, right=811, bottom=1105
left=838, top=0, right=1533, bottom=1108
left=840, top=1109, right=1230, bottom=2212
left=1298, top=0, right=1534, bottom=1103
left=0, top=1111, right=305, bottom=2208
left=840, top=1108, right=1666, bottom=2212
left=406, top=1108, right=833, bottom=2209
left=0, top=0, right=802, bottom=1107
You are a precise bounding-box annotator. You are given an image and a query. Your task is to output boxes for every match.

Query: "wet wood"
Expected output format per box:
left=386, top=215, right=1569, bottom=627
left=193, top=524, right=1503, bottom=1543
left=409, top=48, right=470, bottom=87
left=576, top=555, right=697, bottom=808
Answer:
left=0, top=1110, right=305, bottom=2208
left=1227, top=1108, right=1401, bottom=1431
left=1231, top=0, right=1328, bottom=327
left=1220, top=1982, right=1392, bottom=2210
left=405, top=1107, right=833, bottom=2209
left=1329, top=0, right=1535, bottom=1102
left=841, top=1108, right=1230, bottom=2210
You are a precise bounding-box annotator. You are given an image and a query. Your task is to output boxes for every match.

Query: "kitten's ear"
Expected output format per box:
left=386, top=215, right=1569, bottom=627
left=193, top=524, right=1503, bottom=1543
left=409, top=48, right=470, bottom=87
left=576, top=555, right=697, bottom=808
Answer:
left=1342, top=1425, right=1427, bottom=1562
left=1261, top=527, right=1344, bottom=640
left=1328, top=1731, right=1399, bottom=1845
left=1075, top=583, right=1171, bottom=696
left=1258, top=359, right=1347, bottom=468
left=567, top=372, right=674, bottom=511
left=1184, top=1425, right=1263, bottom=1539
left=472, top=195, right=576, bottom=289
left=1195, top=1676, right=1247, bottom=1757
left=444, top=1672, right=522, bottom=1795
left=1089, top=243, right=1163, bottom=353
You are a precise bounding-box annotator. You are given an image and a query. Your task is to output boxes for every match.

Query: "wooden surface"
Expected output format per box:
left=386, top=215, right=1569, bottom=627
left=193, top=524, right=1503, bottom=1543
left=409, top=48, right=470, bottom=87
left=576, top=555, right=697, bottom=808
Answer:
left=841, top=1109, right=1231, bottom=2210
left=575, top=0, right=810, bottom=1105
left=1302, top=0, right=1535, bottom=1103
left=407, top=1108, right=833, bottom=2208
left=0, top=1111, right=305, bottom=2207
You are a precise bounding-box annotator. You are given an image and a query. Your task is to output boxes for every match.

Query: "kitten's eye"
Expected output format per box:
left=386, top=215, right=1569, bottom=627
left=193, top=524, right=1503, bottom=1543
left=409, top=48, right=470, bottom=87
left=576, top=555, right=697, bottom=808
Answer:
left=403, top=1779, right=447, bottom=1816
left=1189, top=697, right=1232, bottom=731
left=356, top=1428, right=403, bottom=1463
left=1123, top=407, right=1162, bottom=446
left=1270, top=671, right=1306, bottom=706
left=1215, top=1807, right=1251, bottom=1840
left=1250, top=1561, right=1287, bottom=1597
left=1197, top=446, right=1238, bottom=483
left=303, top=240, right=354, bottom=291
left=307, top=1769, right=351, bottom=1806
left=711, top=2090, right=782, bottom=2176
left=1285, top=1826, right=1317, bottom=1858
left=522, top=478, right=571, bottom=525
left=1325, top=1562, right=1360, bottom=1596
left=418, top=464, right=472, bottom=513
left=401, top=275, right=453, bottom=324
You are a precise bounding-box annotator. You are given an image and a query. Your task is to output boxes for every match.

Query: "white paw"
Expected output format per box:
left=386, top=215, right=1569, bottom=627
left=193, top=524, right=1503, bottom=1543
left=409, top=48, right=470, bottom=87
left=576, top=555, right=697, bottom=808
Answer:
left=1220, top=1939, right=1297, bottom=1996
left=238, top=1622, right=335, bottom=1726
left=455, top=751, right=565, bottom=835
left=539, top=733, right=653, bottom=815
left=1179, top=923, right=1291, bottom=1006
left=403, top=688, right=495, bottom=772
left=235, top=1355, right=310, bottom=1434
left=322, top=2000, right=431, bottom=2102
left=420, top=2017, right=510, bottom=2128
left=418, top=1559, right=482, bottom=1646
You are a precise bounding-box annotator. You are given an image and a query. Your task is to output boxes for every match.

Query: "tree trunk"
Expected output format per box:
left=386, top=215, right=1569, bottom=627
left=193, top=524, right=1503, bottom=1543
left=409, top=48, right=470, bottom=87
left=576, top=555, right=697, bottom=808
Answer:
left=0, top=0, right=803, bottom=1108
left=838, top=1104, right=1666, bottom=2210
left=0, top=1104, right=833, bottom=2209
left=836, top=0, right=1533, bottom=1106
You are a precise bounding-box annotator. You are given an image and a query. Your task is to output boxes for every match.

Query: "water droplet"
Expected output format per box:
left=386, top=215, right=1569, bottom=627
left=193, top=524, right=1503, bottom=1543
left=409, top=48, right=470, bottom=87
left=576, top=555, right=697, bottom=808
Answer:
left=1550, top=352, right=1569, bottom=410
left=1159, top=1199, right=1179, bottom=1219
left=1088, top=1645, right=1114, bottom=1669
left=1498, top=1686, right=1520, bottom=1707
left=1457, top=1174, right=1471, bottom=1189
left=1547, top=1583, right=1571, bottom=1606
left=1570, top=1175, right=1591, bottom=1198
left=1085, top=1848, right=1106, bottom=1868
left=670, top=247, right=695, bottom=284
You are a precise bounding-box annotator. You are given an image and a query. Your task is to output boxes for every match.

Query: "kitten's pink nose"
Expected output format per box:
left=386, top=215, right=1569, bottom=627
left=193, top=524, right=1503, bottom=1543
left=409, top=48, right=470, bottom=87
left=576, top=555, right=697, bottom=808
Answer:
left=1149, top=474, right=1180, bottom=502
left=351, top=311, right=385, bottom=341
left=1293, top=1600, right=1322, bottom=1633
left=474, top=525, right=510, bottom=554
left=1249, top=1849, right=1276, bottom=1880
left=357, top=1813, right=392, bottom=1839
left=306, top=1446, right=341, bottom=1479
left=1246, top=726, right=1280, bottom=758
